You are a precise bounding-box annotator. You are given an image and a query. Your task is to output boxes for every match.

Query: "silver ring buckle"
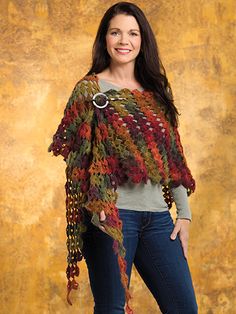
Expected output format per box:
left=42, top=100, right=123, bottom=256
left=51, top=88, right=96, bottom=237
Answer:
left=92, top=92, right=127, bottom=109
left=92, top=92, right=109, bottom=108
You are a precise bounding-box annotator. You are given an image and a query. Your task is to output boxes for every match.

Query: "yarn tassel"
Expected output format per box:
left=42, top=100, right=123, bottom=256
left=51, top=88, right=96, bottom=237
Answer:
left=117, top=255, right=134, bottom=314
left=66, top=277, right=79, bottom=305
left=66, top=263, right=80, bottom=305
left=125, top=303, right=134, bottom=314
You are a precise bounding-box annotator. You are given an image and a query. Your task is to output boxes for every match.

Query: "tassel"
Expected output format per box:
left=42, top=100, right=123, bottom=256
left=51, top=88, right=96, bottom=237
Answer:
left=125, top=302, right=134, bottom=314
left=117, top=255, right=134, bottom=313
left=66, top=278, right=79, bottom=305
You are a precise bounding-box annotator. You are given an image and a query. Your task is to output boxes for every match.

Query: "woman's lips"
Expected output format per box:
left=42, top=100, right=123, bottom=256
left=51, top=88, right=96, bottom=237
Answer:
left=115, top=48, right=131, bottom=54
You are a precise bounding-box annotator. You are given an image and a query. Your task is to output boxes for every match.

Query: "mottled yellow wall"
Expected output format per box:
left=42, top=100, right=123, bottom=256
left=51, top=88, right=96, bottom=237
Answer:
left=0, top=0, right=235, bottom=313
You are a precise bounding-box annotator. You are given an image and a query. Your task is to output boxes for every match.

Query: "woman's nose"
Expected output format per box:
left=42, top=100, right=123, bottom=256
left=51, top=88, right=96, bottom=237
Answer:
left=118, top=33, right=129, bottom=44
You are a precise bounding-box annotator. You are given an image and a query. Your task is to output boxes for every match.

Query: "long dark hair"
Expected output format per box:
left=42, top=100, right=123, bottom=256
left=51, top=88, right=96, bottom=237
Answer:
left=86, top=1, right=180, bottom=127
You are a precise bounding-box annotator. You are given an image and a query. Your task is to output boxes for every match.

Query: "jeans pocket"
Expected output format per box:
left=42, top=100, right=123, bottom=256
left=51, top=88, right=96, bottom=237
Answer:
left=151, top=211, right=175, bottom=233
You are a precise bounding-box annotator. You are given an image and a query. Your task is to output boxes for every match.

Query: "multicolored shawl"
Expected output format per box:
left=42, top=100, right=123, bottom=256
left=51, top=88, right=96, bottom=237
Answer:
left=48, top=73, right=196, bottom=314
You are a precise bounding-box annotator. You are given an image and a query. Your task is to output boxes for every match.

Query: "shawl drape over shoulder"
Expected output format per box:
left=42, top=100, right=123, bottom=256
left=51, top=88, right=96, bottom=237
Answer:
left=48, top=73, right=196, bottom=314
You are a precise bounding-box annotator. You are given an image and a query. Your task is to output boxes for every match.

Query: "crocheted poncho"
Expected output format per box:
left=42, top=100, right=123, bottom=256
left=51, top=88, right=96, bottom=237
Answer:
left=48, top=73, right=196, bottom=314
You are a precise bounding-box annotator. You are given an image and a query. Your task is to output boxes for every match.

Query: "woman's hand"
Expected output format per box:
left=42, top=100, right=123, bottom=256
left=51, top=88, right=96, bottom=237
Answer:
left=98, top=210, right=107, bottom=232
left=170, top=218, right=191, bottom=259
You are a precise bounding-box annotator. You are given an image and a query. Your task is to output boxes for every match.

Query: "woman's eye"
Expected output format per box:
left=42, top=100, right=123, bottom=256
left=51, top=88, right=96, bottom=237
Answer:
left=110, top=31, right=138, bottom=36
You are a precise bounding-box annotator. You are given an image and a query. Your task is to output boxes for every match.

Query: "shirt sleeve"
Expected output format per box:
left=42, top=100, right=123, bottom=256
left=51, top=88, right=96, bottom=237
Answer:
left=171, top=184, right=192, bottom=221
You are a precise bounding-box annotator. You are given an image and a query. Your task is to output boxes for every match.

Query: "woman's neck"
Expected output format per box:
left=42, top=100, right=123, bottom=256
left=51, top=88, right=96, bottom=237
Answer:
left=97, top=63, right=142, bottom=90
left=107, top=62, right=136, bottom=81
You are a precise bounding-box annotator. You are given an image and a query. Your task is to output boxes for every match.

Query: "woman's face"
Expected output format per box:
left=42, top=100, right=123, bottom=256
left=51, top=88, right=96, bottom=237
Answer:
left=106, top=14, right=141, bottom=66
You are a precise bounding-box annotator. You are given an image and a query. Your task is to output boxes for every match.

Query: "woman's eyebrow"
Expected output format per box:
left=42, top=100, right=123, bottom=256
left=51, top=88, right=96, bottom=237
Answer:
left=109, top=27, right=140, bottom=32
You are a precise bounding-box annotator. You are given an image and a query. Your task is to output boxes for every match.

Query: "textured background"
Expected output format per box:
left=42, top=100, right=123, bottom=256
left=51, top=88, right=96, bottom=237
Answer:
left=0, top=0, right=235, bottom=313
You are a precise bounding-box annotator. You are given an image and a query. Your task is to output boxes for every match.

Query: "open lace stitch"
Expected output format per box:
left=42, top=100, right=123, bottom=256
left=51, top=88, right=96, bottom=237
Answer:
left=48, top=73, right=196, bottom=313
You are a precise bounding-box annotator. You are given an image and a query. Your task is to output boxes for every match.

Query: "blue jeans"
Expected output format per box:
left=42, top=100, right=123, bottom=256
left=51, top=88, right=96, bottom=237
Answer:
left=81, top=209, right=198, bottom=314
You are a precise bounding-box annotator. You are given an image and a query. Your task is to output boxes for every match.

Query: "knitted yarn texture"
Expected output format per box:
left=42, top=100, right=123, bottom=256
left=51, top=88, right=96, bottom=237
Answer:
left=48, top=73, right=196, bottom=314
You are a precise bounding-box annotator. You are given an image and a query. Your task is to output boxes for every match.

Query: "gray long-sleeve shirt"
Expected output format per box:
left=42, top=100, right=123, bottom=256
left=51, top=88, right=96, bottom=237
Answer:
left=98, top=78, right=192, bottom=220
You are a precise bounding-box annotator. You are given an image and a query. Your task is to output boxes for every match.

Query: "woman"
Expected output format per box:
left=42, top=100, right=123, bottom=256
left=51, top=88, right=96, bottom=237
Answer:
left=48, top=2, right=198, bottom=313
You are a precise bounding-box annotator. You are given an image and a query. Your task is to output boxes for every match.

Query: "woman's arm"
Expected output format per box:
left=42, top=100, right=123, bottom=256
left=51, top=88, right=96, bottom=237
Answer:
left=170, top=184, right=192, bottom=259
left=171, top=184, right=192, bottom=221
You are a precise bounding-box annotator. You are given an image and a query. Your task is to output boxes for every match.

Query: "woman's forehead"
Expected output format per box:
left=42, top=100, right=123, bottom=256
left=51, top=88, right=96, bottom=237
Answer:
left=108, top=14, right=140, bottom=30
